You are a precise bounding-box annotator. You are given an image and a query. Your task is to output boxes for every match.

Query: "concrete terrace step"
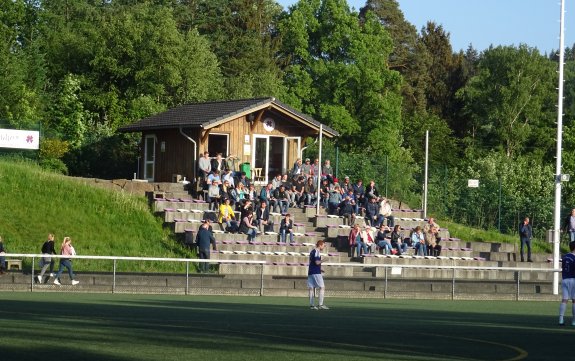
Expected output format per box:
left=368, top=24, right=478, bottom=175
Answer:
left=215, top=241, right=334, bottom=254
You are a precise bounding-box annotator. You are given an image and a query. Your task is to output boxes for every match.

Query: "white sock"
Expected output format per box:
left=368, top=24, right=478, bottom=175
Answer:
left=319, top=288, right=325, bottom=306
left=560, top=303, right=567, bottom=322
left=572, top=303, right=575, bottom=318
left=309, top=288, right=315, bottom=306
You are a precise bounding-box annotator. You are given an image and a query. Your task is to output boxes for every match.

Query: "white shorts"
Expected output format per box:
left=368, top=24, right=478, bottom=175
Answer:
left=562, top=278, right=575, bottom=300
left=307, top=274, right=325, bottom=289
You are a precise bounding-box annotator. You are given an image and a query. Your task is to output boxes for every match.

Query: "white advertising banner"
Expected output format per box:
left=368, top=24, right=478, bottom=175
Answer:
left=0, top=129, right=40, bottom=150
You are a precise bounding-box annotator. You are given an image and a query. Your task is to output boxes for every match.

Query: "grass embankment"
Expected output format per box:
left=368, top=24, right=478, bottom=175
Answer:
left=0, top=159, right=193, bottom=272
left=444, top=220, right=557, bottom=254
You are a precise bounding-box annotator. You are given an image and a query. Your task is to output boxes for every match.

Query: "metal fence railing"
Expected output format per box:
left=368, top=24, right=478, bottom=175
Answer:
left=1, top=254, right=562, bottom=300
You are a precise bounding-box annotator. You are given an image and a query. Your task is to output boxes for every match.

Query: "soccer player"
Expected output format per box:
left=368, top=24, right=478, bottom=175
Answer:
left=308, top=240, right=329, bottom=310
left=559, top=242, right=575, bottom=326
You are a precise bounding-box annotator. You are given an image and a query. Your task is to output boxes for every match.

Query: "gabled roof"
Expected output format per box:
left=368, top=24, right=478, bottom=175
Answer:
left=119, top=97, right=339, bottom=137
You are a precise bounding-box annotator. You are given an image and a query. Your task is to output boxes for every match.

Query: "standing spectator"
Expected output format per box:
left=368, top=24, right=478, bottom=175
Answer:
left=198, top=151, right=211, bottom=180
left=279, top=214, right=294, bottom=243
left=196, top=221, right=216, bottom=273
left=365, top=180, right=379, bottom=201
left=54, top=237, right=79, bottom=286
left=290, top=158, right=303, bottom=181
left=353, top=179, right=365, bottom=214
left=378, top=197, right=395, bottom=228
left=519, top=217, right=533, bottom=262
left=240, top=212, right=258, bottom=243
left=564, top=209, right=575, bottom=243
left=302, top=158, right=313, bottom=180
left=319, top=179, right=331, bottom=209
left=311, top=158, right=320, bottom=184
left=255, top=201, right=273, bottom=233
left=211, top=152, right=225, bottom=173
left=412, top=226, right=426, bottom=256
left=259, top=183, right=276, bottom=210
left=559, top=241, right=575, bottom=326
left=0, top=236, right=6, bottom=275
left=322, top=159, right=334, bottom=184
left=37, top=233, right=57, bottom=283
left=308, top=240, right=329, bottom=310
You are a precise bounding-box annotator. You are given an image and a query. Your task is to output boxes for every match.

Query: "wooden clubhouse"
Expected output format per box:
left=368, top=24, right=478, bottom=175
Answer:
left=120, top=97, right=338, bottom=183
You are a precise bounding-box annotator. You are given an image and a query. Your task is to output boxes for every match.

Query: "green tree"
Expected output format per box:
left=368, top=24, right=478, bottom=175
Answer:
left=458, top=45, right=557, bottom=158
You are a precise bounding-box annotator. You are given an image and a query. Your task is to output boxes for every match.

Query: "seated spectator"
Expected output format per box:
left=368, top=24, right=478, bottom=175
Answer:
left=271, top=174, right=283, bottom=190
left=365, top=197, right=380, bottom=227
left=207, top=170, right=222, bottom=186
left=246, top=184, right=257, bottom=203
left=221, top=180, right=233, bottom=204
left=207, top=180, right=222, bottom=211
left=281, top=174, right=296, bottom=207
left=390, top=225, right=407, bottom=255
left=274, top=185, right=290, bottom=214
left=238, top=172, right=251, bottom=188
left=222, top=169, right=235, bottom=187
left=319, top=179, right=331, bottom=209
left=235, top=182, right=246, bottom=207
left=279, top=213, right=294, bottom=243
left=240, top=200, right=254, bottom=221
left=375, top=225, right=392, bottom=255
left=304, top=177, right=317, bottom=206
left=327, top=185, right=342, bottom=215
left=425, top=225, right=442, bottom=257
left=259, top=183, right=276, bottom=210
left=293, top=176, right=306, bottom=207
left=378, top=197, right=394, bottom=228
left=255, top=201, right=273, bottom=233
left=339, top=195, right=356, bottom=226
left=348, top=224, right=366, bottom=258
left=411, top=226, right=426, bottom=256
left=341, top=176, right=352, bottom=194
left=361, top=225, right=377, bottom=254
left=239, top=212, right=258, bottom=243
left=218, top=198, right=238, bottom=233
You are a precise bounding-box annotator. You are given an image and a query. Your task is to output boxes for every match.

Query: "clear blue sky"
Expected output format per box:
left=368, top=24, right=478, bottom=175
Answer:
left=277, top=0, right=574, bottom=54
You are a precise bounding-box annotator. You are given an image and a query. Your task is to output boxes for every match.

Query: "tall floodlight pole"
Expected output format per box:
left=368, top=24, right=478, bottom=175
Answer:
left=553, top=0, right=566, bottom=295
left=316, top=125, right=323, bottom=215
left=423, top=130, right=429, bottom=219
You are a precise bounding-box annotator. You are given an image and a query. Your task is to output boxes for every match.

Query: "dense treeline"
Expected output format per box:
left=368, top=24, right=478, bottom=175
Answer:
left=1, top=0, right=574, bottom=236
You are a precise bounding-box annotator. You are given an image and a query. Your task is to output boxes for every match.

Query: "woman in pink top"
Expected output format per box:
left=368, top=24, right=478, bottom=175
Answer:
left=54, top=237, right=79, bottom=286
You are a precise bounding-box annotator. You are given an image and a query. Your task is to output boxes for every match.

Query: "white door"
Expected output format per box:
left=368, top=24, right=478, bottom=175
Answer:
left=144, top=135, right=156, bottom=181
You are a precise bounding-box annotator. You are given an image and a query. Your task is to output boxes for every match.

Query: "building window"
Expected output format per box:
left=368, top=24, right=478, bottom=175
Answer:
left=208, top=133, right=229, bottom=157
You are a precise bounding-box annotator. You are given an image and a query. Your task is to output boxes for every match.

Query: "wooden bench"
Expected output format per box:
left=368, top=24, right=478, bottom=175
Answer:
left=6, top=259, right=22, bottom=271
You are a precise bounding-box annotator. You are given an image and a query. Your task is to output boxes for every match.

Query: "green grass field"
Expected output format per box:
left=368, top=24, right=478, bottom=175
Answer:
left=0, top=292, right=567, bottom=361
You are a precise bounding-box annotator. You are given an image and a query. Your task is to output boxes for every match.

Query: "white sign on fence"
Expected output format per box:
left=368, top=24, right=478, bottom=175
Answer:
left=0, top=129, right=40, bottom=150
left=467, top=179, right=479, bottom=188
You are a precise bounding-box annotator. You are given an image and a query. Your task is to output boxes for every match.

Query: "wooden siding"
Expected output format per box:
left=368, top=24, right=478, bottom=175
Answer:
left=139, top=111, right=320, bottom=182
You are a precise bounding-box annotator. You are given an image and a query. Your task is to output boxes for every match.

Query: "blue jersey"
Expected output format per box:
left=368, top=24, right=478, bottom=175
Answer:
left=562, top=253, right=575, bottom=279
left=308, top=249, right=322, bottom=275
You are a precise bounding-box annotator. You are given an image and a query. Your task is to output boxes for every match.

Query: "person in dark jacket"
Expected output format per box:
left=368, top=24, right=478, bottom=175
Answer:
left=519, top=217, right=533, bottom=262
left=279, top=214, right=294, bottom=243
left=37, top=233, right=57, bottom=283
left=365, top=197, right=380, bottom=227
left=0, top=236, right=6, bottom=275
left=196, top=222, right=216, bottom=272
